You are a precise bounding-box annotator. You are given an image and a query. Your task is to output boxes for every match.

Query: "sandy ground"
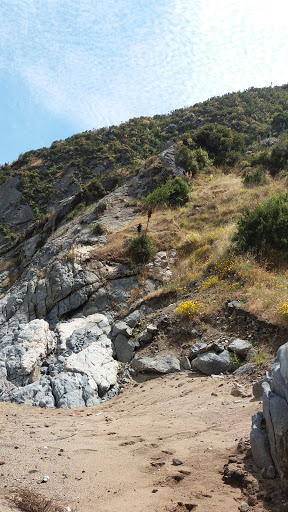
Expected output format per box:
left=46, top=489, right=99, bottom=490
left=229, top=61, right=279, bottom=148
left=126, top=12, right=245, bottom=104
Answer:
left=0, top=372, right=265, bottom=512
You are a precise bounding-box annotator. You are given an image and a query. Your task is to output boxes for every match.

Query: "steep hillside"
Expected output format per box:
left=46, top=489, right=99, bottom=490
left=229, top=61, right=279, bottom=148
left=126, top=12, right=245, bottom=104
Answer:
left=1, top=85, right=288, bottom=510
left=1, top=84, right=288, bottom=249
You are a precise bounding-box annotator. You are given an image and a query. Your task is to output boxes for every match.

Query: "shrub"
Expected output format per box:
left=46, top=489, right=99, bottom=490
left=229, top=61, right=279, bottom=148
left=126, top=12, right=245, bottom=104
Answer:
left=193, top=123, right=245, bottom=165
left=129, top=234, right=155, bottom=264
left=175, top=300, right=202, bottom=317
left=68, top=202, right=85, bottom=220
left=232, top=193, right=288, bottom=255
left=143, top=177, right=189, bottom=208
left=243, top=169, right=266, bottom=186
left=176, top=146, right=211, bottom=175
left=91, top=222, right=104, bottom=235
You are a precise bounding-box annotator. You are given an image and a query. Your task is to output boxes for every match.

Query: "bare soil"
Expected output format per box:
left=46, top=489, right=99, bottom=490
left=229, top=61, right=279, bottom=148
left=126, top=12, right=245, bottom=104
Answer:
left=1, top=369, right=284, bottom=512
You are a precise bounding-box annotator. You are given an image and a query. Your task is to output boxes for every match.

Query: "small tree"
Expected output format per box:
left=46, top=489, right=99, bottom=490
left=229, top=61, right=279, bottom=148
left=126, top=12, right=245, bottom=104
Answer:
left=129, top=233, right=155, bottom=264
left=143, top=177, right=189, bottom=208
left=232, top=193, right=288, bottom=255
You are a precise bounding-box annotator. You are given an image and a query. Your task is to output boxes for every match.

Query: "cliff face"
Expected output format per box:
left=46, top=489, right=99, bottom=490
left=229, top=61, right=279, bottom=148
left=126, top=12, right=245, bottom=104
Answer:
left=0, top=146, right=177, bottom=408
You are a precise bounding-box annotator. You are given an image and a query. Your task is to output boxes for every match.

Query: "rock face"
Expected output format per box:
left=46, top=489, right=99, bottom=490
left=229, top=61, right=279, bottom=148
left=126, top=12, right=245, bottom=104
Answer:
left=0, top=314, right=119, bottom=408
left=0, top=176, right=175, bottom=408
left=251, top=341, right=288, bottom=479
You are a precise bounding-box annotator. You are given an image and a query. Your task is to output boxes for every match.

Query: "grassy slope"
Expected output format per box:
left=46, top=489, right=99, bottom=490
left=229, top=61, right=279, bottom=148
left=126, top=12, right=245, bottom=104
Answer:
left=1, top=84, right=288, bottom=331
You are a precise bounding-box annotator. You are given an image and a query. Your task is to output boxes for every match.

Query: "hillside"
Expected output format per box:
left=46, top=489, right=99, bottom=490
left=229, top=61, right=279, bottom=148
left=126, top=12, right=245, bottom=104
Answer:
left=1, top=85, right=288, bottom=510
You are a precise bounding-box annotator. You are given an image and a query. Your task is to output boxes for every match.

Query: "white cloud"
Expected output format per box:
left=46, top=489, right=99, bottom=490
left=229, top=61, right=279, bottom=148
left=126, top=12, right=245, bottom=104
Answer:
left=1, top=0, right=288, bottom=133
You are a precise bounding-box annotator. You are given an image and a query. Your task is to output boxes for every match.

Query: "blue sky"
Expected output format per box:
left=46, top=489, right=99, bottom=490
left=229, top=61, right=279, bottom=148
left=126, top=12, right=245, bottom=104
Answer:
left=1, top=0, right=288, bottom=165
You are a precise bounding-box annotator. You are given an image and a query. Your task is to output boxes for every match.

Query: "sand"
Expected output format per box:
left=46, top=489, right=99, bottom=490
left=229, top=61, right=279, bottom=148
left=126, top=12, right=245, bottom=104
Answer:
left=0, top=372, right=264, bottom=512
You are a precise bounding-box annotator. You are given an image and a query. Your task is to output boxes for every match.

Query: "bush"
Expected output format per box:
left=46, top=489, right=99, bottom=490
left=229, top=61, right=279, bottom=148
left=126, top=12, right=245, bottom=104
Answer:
left=232, top=193, right=288, bottom=255
left=243, top=169, right=266, bottom=186
left=143, top=177, right=189, bottom=208
left=175, top=300, right=202, bottom=317
left=91, top=223, right=104, bottom=235
left=176, top=146, right=211, bottom=175
left=68, top=202, right=86, bottom=220
left=193, top=123, right=245, bottom=165
left=129, top=234, right=155, bottom=264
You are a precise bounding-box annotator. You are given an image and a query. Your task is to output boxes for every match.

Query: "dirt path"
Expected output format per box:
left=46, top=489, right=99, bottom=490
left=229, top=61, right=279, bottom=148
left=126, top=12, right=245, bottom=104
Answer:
left=0, top=371, right=266, bottom=512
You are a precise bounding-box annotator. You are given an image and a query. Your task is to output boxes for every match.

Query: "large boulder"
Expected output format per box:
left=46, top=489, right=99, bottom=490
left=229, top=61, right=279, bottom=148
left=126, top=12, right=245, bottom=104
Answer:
left=191, top=350, right=231, bottom=375
left=131, top=354, right=180, bottom=374
left=251, top=341, right=288, bottom=479
left=250, top=412, right=275, bottom=478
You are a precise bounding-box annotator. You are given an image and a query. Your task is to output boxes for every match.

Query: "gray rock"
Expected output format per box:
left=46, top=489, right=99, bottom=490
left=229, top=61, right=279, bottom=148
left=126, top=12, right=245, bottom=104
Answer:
left=228, top=338, right=252, bottom=358
left=227, top=300, right=241, bottom=309
left=192, top=350, right=231, bottom=375
left=250, top=412, right=275, bottom=477
left=252, top=380, right=264, bottom=399
left=231, top=383, right=247, bottom=397
left=137, top=329, right=153, bottom=344
left=9, top=377, right=55, bottom=408
left=277, top=342, right=288, bottom=384
left=190, top=342, right=209, bottom=359
left=112, top=321, right=132, bottom=338
left=239, top=503, right=249, bottom=512
left=131, top=354, right=180, bottom=374
left=52, top=373, right=99, bottom=408
left=114, top=334, right=135, bottom=363
left=263, top=381, right=288, bottom=478
left=146, top=324, right=158, bottom=336
left=213, top=341, right=226, bottom=353
left=124, top=310, right=140, bottom=328
left=233, top=363, right=255, bottom=375
left=180, top=355, right=191, bottom=370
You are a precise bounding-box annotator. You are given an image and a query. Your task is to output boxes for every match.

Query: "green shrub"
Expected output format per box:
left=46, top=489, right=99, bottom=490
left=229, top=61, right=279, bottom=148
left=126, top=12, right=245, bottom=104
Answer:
left=91, top=223, right=104, bottom=235
left=243, top=169, right=266, bottom=186
left=233, top=193, right=288, bottom=255
left=68, top=203, right=86, bottom=220
left=129, top=234, right=155, bottom=264
left=143, top=177, right=189, bottom=208
left=176, top=146, right=211, bottom=175
left=193, top=123, right=245, bottom=165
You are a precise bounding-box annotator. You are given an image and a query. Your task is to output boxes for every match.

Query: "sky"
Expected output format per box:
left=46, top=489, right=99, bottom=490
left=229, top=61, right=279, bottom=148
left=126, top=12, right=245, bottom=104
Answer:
left=0, top=0, right=288, bottom=165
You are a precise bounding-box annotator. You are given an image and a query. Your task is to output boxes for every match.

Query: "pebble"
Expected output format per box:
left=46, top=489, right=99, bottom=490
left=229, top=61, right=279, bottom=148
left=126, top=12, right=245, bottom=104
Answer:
left=239, top=502, right=249, bottom=511
left=172, top=458, right=183, bottom=466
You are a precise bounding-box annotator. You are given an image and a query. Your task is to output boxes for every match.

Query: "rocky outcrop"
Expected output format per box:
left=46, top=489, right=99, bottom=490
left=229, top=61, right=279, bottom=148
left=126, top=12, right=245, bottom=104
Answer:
left=128, top=141, right=186, bottom=199
left=189, top=337, right=252, bottom=376
left=0, top=181, right=175, bottom=408
left=251, top=341, right=288, bottom=479
left=0, top=314, right=119, bottom=408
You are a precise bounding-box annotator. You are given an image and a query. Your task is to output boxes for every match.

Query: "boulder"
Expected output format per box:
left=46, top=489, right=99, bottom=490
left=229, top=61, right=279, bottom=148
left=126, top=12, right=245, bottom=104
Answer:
left=192, top=350, right=231, bottom=375
left=228, top=338, right=252, bottom=358
left=114, top=334, right=136, bottom=363
left=250, top=412, right=275, bottom=476
left=263, top=381, right=288, bottom=479
left=131, top=354, right=180, bottom=374
left=233, top=363, right=255, bottom=375
left=112, top=321, right=132, bottom=338
left=52, top=372, right=100, bottom=408
left=190, top=342, right=209, bottom=359
left=124, top=310, right=140, bottom=328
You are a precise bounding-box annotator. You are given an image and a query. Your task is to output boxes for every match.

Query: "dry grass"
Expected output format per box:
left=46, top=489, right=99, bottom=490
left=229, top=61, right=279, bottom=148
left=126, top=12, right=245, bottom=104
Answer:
left=8, top=488, right=73, bottom=512
left=91, top=171, right=288, bottom=326
left=149, top=173, right=288, bottom=322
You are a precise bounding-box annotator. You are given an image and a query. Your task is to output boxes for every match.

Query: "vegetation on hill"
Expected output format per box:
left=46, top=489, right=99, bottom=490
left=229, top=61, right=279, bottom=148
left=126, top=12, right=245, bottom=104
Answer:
left=2, top=83, right=288, bottom=329
left=1, top=84, right=288, bottom=219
